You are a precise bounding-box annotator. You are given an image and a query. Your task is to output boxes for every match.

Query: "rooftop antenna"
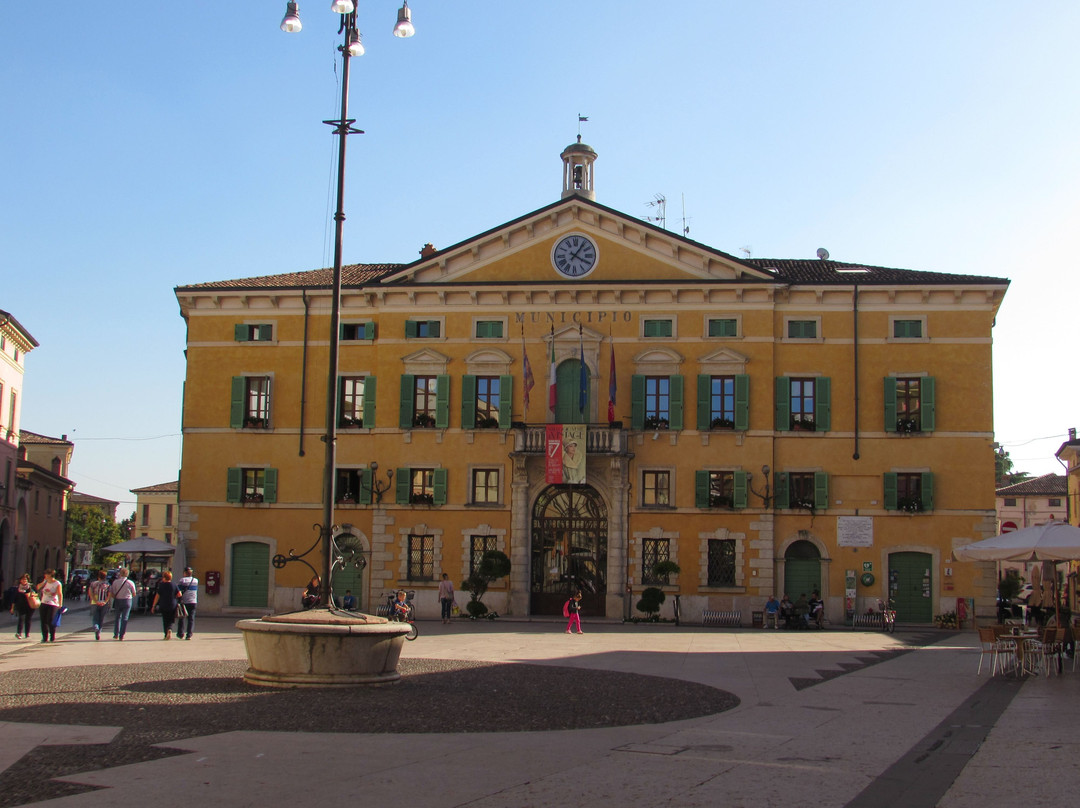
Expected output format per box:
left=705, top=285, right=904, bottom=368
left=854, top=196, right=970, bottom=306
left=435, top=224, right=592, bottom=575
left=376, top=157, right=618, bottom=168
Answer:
left=816, top=247, right=830, bottom=260
left=740, top=246, right=753, bottom=259
left=645, top=193, right=667, bottom=230
left=680, top=193, right=691, bottom=236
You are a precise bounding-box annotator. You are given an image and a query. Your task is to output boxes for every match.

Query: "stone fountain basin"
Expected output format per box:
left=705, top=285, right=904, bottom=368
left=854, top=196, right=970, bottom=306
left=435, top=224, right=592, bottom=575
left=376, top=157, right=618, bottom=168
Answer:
left=237, top=609, right=412, bottom=688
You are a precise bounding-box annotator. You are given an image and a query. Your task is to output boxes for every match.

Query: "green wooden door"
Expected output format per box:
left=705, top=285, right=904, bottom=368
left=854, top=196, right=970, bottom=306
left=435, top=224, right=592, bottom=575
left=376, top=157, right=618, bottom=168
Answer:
left=889, top=551, right=933, bottom=623
left=784, top=540, right=821, bottom=599
left=333, top=564, right=364, bottom=610
left=555, top=360, right=589, bottom=424
left=230, top=541, right=269, bottom=608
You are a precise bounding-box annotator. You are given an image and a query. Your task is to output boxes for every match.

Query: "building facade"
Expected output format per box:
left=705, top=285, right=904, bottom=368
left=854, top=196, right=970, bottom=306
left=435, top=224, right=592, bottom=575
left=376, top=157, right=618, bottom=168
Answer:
left=131, top=481, right=180, bottom=546
left=0, top=311, right=38, bottom=588
left=995, top=473, right=1068, bottom=532
left=16, top=430, right=74, bottom=581
left=175, top=144, right=1009, bottom=624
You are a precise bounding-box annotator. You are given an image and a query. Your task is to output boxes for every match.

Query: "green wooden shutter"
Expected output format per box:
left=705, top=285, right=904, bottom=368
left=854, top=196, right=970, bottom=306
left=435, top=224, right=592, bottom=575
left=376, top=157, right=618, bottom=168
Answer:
left=405, top=320, right=418, bottom=339
left=498, top=375, right=513, bottom=428
left=775, top=472, right=790, bottom=509
left=884, top=473, right=898, bottom=510
left=695, top=470, right=710, bottom=508
left=815, top=377, right=831, bottom=432
left=734, top=374, right=750, bottom=431
left=234, top=324, right=248, bottom=342
left=399, top=375, right=415, bottom=429
left=363, top=322, right=375, bottom=341
left=435, top=374, right=450, bottom=429
left=733, top=471, right=748, bottom=509
left=696, top=375, right=711, bottom=430
left=884, top=377, right=898, bottom=432
left=362, top=376, right=377, bottom=428
left=921, top=472, right=934, bottom=511
left=263, top=468, right=278, bottom=503
left=257, top=324, right=273, bottom=341
left=461, top=375, right=477, bottom=428
left=396, top=469, right=410, bottom=504
left=226, top=468, right=242, bottom=503
left=775, top=377, right=790, bottom=431
left=921, top=377, right=935, bottom=432
left=669, top=375, right=684, bottom=430
left=358, top=468, right=373, bottom=505
left=631, top=375, right=646, bottom=430
left=814, top=472, right=829, bottom=510
left=230, top=376, right=246, bottom=428
left=433, top=468, right=448, bottom=505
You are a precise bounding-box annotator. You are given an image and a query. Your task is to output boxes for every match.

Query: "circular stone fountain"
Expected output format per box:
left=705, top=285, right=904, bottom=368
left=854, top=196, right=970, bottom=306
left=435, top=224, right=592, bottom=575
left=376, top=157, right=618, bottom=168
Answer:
left=237, top=609, right=412, bottom=687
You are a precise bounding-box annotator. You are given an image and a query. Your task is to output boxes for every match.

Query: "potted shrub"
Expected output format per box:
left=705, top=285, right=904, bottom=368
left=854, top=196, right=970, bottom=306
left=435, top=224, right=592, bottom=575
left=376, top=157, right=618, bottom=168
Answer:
left=461, top=550, right=511, bottom=619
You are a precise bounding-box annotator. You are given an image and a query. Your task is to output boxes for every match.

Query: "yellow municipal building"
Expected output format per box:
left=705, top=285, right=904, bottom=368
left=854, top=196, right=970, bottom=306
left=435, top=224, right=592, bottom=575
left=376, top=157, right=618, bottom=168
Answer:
left=175, top=141, right=1009, bottom=626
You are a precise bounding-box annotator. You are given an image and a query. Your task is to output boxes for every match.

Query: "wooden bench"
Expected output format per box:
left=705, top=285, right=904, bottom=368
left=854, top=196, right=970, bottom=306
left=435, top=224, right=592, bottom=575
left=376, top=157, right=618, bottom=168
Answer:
left=702, top=609, right=742, bottom=628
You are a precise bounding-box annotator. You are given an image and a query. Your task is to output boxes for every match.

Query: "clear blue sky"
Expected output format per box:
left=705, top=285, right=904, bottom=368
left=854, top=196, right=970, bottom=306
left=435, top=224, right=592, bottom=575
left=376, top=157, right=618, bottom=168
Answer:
left=4, top=1, right=1077, bottom=510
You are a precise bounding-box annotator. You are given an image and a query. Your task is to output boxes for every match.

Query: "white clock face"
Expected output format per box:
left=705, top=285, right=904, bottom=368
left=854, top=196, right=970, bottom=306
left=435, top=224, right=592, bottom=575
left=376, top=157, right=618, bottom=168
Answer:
left=551, top=233, right=598, bottom=278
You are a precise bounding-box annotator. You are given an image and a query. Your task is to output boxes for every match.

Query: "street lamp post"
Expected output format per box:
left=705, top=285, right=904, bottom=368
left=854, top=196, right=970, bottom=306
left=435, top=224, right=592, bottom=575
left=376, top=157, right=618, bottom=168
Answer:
left=280, top=1, right=415, bottom=608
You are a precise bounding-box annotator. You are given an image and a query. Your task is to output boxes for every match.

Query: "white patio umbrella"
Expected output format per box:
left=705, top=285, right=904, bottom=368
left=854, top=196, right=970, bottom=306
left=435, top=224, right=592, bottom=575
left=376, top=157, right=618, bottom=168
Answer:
left=952, top=521, right=1080, bottom=563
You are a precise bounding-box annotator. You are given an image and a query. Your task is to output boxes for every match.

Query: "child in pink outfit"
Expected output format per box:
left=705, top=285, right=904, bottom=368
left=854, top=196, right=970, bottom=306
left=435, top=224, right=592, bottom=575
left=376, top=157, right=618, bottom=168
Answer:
left=564, top=591, right=583, bottom=634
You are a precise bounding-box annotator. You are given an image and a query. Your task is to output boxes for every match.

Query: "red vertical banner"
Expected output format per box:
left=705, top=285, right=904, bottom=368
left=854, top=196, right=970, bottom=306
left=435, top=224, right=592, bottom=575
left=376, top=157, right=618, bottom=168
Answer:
left=546, top=424, right=563, bottom=483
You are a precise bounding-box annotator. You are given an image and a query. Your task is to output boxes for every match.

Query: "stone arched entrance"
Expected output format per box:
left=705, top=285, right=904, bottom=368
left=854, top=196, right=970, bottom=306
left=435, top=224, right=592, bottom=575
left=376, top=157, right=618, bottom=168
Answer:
left=530, top=484, right=607, bottom=615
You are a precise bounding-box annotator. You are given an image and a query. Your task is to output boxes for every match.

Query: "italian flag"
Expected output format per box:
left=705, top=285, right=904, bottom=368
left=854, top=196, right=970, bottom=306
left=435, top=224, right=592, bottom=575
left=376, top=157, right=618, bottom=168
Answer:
left=548, top=327, right=557, bottom=412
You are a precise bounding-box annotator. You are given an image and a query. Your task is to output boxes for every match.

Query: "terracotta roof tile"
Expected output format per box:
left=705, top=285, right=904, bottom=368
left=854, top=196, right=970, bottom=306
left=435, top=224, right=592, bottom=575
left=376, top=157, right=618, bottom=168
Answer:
left=995, top=473, right=1067, bottom=497
left=130, top=481, right=179, bottom=494
left=746, top=259, right=1009, bottom=286
left=176, top=264, right=401, bottom=292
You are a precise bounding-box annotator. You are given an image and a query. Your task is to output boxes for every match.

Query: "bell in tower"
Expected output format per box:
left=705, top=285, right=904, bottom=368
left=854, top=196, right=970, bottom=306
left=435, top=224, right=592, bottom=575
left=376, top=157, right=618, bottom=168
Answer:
left=561, top=136, right=597, bottom=200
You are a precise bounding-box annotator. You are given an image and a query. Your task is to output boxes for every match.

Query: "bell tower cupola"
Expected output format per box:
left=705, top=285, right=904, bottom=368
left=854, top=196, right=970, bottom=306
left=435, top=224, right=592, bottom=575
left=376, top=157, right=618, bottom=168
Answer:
left=561, top=137, right=597, bottom=200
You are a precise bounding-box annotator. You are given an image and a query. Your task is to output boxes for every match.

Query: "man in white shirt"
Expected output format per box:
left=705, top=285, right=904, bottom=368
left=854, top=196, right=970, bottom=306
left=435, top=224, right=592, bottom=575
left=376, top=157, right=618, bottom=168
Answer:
left=176, top=566, right=199, bottom=640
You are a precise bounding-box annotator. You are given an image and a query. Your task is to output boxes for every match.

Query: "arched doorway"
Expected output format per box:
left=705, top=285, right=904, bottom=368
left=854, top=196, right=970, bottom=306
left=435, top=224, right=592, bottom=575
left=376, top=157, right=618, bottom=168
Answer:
left=784, top=540, right=821, bottom=600
left=530, top=485, right=607, bottom=615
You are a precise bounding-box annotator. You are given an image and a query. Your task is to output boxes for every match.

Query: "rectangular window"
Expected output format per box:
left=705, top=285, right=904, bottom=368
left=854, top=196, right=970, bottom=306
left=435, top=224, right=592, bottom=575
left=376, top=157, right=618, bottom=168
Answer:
left=790, top=378, right=816, bottom=430
left=788, top=472, right=816, bottom=510
left=474, top=376, right=501, bottom=428
left=410, top=468, right=435, bottom=505
left=1049, top=498, right=1062, bottom=508
left=165, top=504, right=173, bottom=526
left=787, top=320, right=817, bottom=339
left=895, top=378, right=921, bottom=432
left=709, top=376, right=736, bottom=428
left=708, top=471, right=735, bottom=508
left=708, top=318, right=738, bottom=338
left=707, top=539, right=736, bottom=587
left=642, top=538, right=671, bottom=584
left=244, top=377, right=271, bottom=428
left=235, top=323, right=273, bottom=342
left=475, top=320, right=503, bottom=339
left=339, top=376, right=366, bottom=428
left=470, top=535, right=498, bottom=574
left=893, top=319, right=923, bottom=339
left=1003, top=498, right=1016, bottom=507
left=406, top=320, right=441, bottom=338
left=643, top=318, right=673, bottom=338
left=141, top=504, right=150, bottom=525
left=644, top=376, right=670, bottom=429
left=242, top=468, right=266, bottom=503
left=642, top=470, right=671, bottom=506
left=896, top=473, right=924, bottom=512
left=336, top=468, right=363, bottom=503
left=471, top=468, right=500, bottom=503
left=413, top=375, right=438, bottom=427
left=407, top=534, right=435, bottom=581
left=341, top=322, right=374, bottom=341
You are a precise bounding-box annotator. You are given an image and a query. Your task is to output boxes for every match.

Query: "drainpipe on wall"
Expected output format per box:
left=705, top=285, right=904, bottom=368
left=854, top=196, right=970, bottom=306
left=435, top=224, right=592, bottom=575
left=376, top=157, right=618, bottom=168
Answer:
left=299, top=290, right=310, bottom=457
left=852, top=283, right=860, bottom=461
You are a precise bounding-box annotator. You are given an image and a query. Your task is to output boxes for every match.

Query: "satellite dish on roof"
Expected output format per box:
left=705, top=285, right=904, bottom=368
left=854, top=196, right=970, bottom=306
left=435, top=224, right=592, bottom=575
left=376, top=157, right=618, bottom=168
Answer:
left=816, top=247, right=830, bottom=260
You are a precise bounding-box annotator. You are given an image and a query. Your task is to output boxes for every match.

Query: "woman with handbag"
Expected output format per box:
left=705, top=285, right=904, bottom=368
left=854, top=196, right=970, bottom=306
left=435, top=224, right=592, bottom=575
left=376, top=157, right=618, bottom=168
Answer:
left=10, top=573, right=35, bottom=639
left=150, top=570, right=181, bottom=640
left=35, top=569, right=63, bottom=643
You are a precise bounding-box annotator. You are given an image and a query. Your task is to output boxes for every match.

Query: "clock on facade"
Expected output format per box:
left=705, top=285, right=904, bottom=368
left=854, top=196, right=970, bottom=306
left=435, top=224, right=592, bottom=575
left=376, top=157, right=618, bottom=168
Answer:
left=551, top=233, right=598, bottom=278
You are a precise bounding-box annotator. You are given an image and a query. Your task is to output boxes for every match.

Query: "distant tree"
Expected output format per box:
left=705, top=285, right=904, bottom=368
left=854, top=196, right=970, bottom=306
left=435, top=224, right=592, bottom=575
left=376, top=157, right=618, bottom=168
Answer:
left=66, top=505, right=123, bottom=566
left=995, top=449, right=1031, bottom=488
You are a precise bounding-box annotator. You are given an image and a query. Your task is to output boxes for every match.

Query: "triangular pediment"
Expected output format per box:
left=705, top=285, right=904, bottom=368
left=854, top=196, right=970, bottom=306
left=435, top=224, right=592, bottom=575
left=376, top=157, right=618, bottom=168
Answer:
left=699, top=347, right=750, bottom=373
left=381, top=197, right=772, bottom=288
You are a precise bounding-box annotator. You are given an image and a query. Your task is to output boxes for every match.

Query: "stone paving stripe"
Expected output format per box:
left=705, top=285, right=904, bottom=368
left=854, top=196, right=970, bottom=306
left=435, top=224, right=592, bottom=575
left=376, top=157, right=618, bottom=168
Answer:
left=843, top=674, right=1023, bottom=808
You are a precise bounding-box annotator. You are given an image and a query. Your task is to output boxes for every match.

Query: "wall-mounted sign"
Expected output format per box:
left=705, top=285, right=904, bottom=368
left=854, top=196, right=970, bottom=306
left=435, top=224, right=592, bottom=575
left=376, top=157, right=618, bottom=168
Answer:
left=838, top=516, right=873, bottom=547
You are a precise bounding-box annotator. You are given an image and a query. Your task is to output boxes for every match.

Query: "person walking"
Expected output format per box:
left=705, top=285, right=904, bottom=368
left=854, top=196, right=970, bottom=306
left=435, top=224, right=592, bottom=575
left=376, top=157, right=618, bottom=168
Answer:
left=438, top=572, right=455, bottom=624
left=564, top=591, right=583, bottom=634
left=87, top=569, right=111, bottom=641
left=36, top=569, right=63, bottom=643
left=151, top=570, right=180, bottom=640
left=10, top=573, right=34, bottom=639
left=109, top=568, right=137, bottom=640
left=176, top=566, right=199, bottom=640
